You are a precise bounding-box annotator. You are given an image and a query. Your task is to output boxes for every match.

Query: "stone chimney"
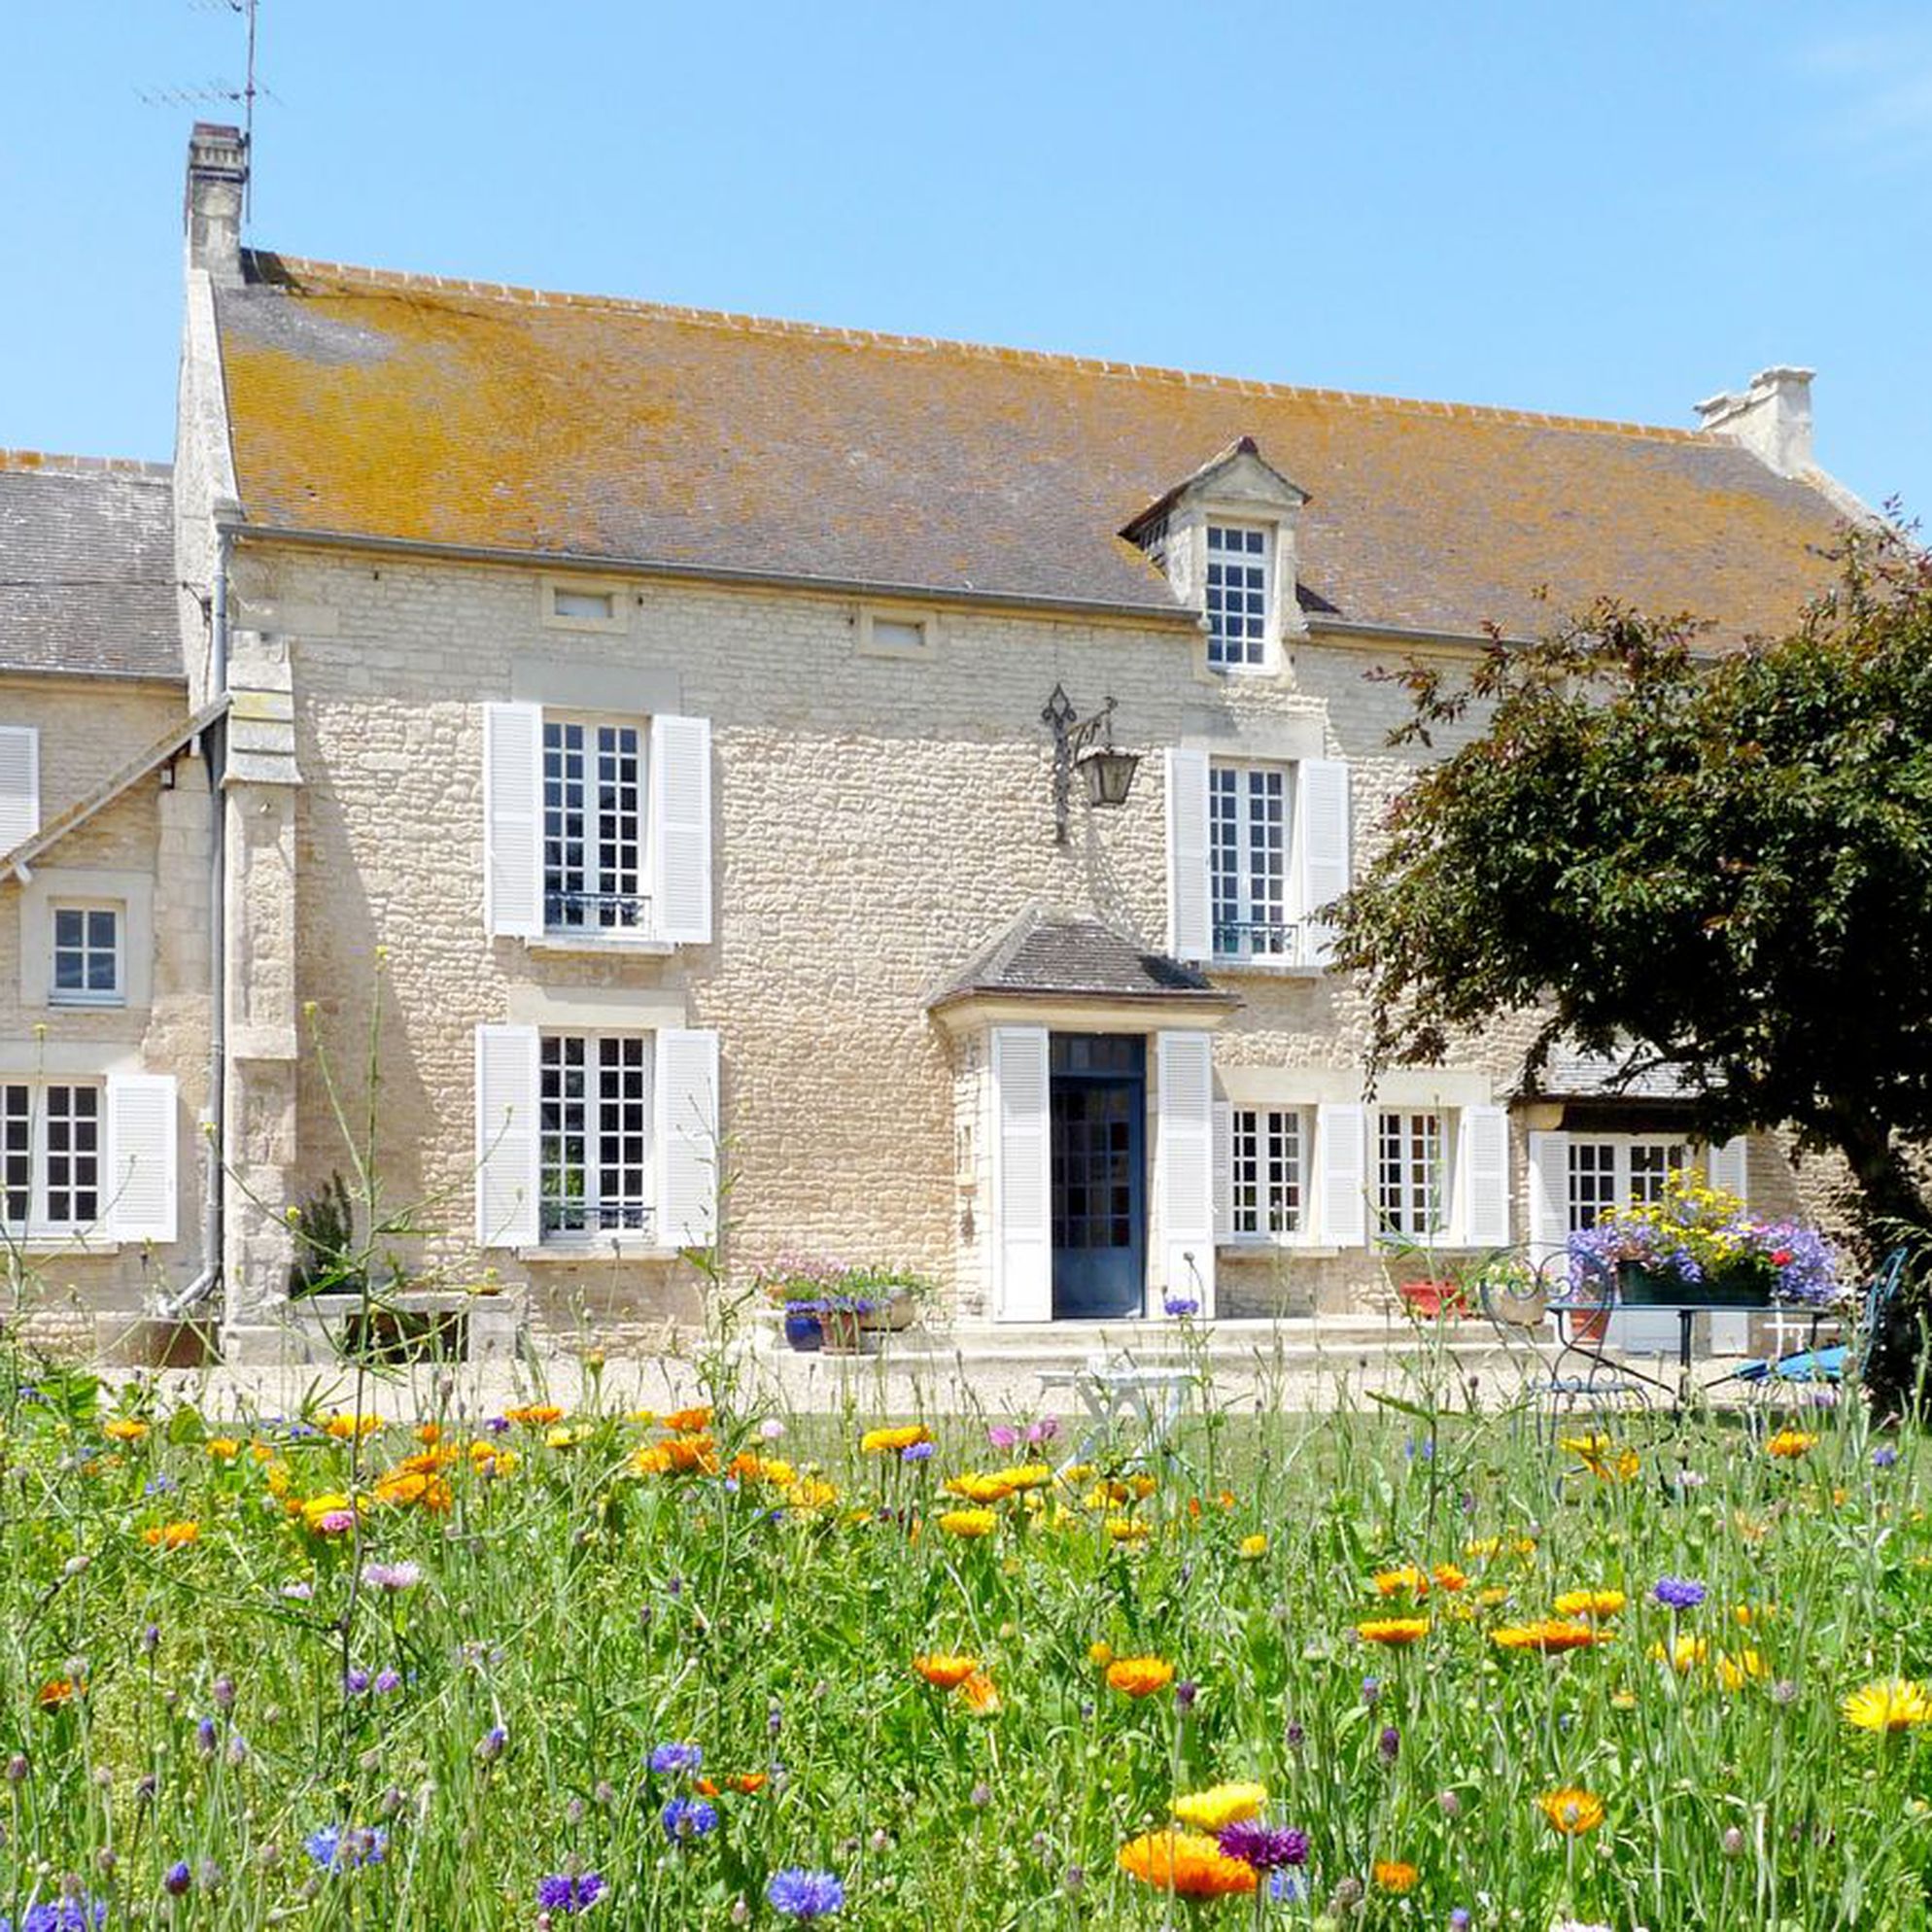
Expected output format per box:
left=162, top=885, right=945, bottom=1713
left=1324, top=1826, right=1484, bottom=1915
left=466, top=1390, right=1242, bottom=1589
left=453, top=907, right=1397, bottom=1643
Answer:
left=185, top=122, right=248, bottom=287
left=1694, top=366, right=1814, bottom=477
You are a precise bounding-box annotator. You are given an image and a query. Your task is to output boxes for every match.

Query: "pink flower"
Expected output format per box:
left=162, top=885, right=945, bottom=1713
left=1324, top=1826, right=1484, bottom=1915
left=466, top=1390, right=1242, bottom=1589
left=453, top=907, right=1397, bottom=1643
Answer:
left=1026, top=1417, right=1060, bottom=1445
left=986, top=1425, right=1019, bottom=1451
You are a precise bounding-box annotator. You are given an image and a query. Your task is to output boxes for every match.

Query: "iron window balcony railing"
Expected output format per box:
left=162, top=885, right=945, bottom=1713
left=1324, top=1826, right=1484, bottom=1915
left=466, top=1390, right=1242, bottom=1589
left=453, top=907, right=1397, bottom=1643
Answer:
left=543, top=889, right=653, bottom=933
left=539, top=1202, right=657, bottom=1239
left=1212, top=917, right=1314, bottom=965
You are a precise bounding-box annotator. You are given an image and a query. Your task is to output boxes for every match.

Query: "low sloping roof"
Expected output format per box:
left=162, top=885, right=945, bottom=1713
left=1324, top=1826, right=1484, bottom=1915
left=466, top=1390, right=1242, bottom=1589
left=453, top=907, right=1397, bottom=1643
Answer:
left=927, top=905, right=1233, bottom=1009
left=1535, top=1043, right=1696, bottom=1102
left=0, top=456, right=184, bottom=681
left=215, top=255, right=1848, bottom=645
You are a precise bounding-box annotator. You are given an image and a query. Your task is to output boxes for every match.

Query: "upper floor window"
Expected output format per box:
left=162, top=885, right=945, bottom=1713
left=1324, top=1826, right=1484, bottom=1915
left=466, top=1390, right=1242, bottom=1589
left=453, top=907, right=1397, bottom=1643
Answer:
left=1210, top=765, right=1290, bottom=960
left=1230, top=1105, right=1306, bottom=1237
left=1205, top=524, right=1268, bottom=670
left=51, top=903, right=122, bottom=1007
left=2, top=1081, right=101, bottom=1232
left=1376, top=1109, right=1447, bottom=1239
left=538, top=1032, right=653, bottom=1240
left=1566, top=1137, right=1688, bottom=1232
left=543, top=717, right=646, bottom=933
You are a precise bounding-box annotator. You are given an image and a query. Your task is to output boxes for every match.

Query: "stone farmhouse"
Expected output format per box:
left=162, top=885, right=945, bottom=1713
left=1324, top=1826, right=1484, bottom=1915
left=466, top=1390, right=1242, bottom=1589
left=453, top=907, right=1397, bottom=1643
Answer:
left=0, top=127, right=1870, bottom=1360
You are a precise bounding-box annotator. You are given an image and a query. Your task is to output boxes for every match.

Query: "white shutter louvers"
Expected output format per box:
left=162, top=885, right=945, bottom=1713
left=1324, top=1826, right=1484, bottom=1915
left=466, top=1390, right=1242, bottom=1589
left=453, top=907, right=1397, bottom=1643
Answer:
left=1156, top=1031, right=1216, bottom=1313
left=482, top=704, right=543, bottom=938
left=1297, top=758, right=1351, bottom=966
left=0, top=726, right=41, bottom=856
left=1525, top=1130, right=1570, bottom=1272
left=1316, top=1102, right=1366, bottom=1247
left=1164, top=747, right=1212, bottom=962
left=474, top=1024, right=540, bottom=1247
left=655, top=1027, right=721, bottom=1249
left=105, top=1073, right=176, bottom=1243
left=651, top=715, right=713, bottom=945
left=1460, top=1105, right=1511, bottom=1249
left=990, top=1026, right=1052, bottom=1322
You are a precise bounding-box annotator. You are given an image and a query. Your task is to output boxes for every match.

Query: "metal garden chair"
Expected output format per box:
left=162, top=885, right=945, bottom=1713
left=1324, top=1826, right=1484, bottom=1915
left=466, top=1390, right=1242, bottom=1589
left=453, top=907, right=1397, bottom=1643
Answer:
left=1720, top=1246, right=1910, bottom=1397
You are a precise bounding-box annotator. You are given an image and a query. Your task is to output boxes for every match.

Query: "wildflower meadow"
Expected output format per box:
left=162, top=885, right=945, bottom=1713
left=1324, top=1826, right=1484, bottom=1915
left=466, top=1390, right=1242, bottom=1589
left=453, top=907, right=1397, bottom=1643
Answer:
left=2, top=1336, right=1930, bottom=1931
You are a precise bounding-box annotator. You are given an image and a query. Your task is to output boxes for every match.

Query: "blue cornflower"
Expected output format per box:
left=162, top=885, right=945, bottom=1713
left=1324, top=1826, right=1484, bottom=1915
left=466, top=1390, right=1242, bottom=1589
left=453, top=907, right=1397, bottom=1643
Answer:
left=660, top=1796, right=718, bottom=1843
left=1874, top=1445, right=1900, bottom=1468
left=1163, top=1294, right=1199, bottom=1318
left=535, top=1873, right=607, bottom=1914
left=1651, top=1576, right=1707, bottom=1609
left=143, top=1474, right=179, bottom=1497
left=900, top=1440, right=935, bottom=1464
left=304, top=1823, right=388, bottom=1870
left=162, top=1863, right=191, bottom=1897
left=8, top=1901, right=108, bottom=1932
left=647, top=1741, right=703, bottom=1775
left=767, top=1869, right=845, bottom=1920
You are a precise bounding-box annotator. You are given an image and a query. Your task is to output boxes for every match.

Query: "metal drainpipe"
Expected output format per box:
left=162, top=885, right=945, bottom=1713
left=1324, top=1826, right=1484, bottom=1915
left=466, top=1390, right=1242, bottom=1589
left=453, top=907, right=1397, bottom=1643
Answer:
left=156, top=528, right=228, bottom=1323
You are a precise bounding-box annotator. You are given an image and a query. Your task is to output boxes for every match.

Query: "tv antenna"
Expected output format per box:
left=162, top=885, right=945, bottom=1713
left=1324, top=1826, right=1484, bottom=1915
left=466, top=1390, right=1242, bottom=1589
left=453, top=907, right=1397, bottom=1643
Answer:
left=138, top=1, right=271, bottom=208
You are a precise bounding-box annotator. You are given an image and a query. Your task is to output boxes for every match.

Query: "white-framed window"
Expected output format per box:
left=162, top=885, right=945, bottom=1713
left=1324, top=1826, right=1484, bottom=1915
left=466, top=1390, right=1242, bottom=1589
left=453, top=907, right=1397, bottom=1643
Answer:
left=1564, top=1136, right=1688, bottom=1232
left=1205, top=523, right=1269, bottom=670
left=1375, top=1109, right=1448, bottom=1239
left=1230, top=1106, right=1306, bottom=1237
left=1210, top=765, right=1290, bottom=959
left=50, top=903, right=123, bottom=1007
left=538, top=1033, right=654, bottom=1240
left=1, top=1081, right=102, bottom=1233
left=542, top=715, right=647, bottom=934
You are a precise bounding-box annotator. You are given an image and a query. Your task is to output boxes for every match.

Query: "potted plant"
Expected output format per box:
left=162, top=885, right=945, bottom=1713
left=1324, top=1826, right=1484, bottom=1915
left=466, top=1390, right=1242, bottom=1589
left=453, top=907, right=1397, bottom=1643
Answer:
left=1397, top=1277, right=1471, bottom=1321
left=816, top=1294, right=878, bottom=1356
left=756, top=1256, right=849, bottom=1353
left=851, top=1266, right=934, bottom=1334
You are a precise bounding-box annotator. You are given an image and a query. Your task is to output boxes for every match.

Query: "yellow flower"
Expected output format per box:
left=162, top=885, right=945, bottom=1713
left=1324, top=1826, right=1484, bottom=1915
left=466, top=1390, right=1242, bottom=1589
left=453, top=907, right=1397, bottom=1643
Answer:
left=1843, top=1678, right=1932, bottom=1733
left=1716, top=1648, right=1767, bottom=1693
left=913, top=1653, right=981, bottom=1689
left=206, top=1438, right=240, bottom=1463
left=1493, top=1620, right=1600, bottom=1655
left=1105, top=1655, right=1174, bottom=1698
left=861, top=1425, right=930, bottom=1456
left=1374, top=1565, right=1431, bottom=1598
left=502, top=1404, right=564, bottom=1429
left=1553, top=1589, right=1627, bottom=1620
left=142, top=1520, right=200, bottom=1551
left=298, top=1492, right=358, bottom=1534
left=1172, top=1782, right=1267, bottom=1831
left=947, top=1471, right=1022, bottom=1504
left=1652, top=1636, right=1708, bottom=1674
left=325, top=1412, right=382, bottom=1440
left=1432, top=1563, right=1467, bottom=1592
left=1105, top=1517, right=1150, bottom=1543
left=102, top=1418, right=149, bottom=1443
left=1239, top=1534, right=1269, bottom=1560
left=955, top=1670, right=1002, bottom=1717
left=939, top=1507, right=997, bottom=1539
left=1373, top=1860, right=1419, bottom=1894
left=1087, top=1640, right=1115, bottom=1669
left=1537, top=1786, right=1605, bottom=1834
left=1357, top=1618, right=1431, bottom=1646
left=1767, top=1430, right=1819, bottom=1460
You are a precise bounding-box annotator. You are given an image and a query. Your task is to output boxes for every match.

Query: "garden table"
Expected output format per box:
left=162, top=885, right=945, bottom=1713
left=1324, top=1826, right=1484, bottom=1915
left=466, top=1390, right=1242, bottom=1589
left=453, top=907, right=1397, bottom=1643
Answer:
left=1036, top=1355, right=1195, bottom=1469
left=1547, top=1294, right=1773, bottom=1418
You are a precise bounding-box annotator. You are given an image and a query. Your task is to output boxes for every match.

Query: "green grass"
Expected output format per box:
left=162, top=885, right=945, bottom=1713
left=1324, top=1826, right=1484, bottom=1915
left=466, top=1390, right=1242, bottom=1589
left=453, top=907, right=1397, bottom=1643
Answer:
left=1, top=1344, right=1929, bottom=1931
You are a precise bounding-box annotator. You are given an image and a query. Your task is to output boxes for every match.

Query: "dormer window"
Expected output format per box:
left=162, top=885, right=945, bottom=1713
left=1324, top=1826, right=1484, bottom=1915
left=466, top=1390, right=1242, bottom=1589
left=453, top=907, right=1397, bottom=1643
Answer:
left=1205, top=524, right=1269, bottom=670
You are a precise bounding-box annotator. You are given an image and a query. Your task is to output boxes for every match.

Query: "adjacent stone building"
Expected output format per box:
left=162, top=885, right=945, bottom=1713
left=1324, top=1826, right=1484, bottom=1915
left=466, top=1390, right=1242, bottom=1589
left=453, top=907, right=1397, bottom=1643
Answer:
left=0, top=127, right=1873, bottom=1358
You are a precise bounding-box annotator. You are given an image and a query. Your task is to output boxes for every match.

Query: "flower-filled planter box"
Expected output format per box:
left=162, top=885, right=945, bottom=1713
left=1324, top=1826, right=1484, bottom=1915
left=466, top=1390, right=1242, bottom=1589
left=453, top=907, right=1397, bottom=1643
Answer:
left=1616, top=1261, right=1773, bottom=1309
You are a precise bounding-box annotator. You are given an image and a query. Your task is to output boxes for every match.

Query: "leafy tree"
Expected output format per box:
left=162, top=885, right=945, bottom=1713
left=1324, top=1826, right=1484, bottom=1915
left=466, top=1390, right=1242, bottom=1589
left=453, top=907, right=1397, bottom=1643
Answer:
left=1333, top=523, right=1932, bottom=1410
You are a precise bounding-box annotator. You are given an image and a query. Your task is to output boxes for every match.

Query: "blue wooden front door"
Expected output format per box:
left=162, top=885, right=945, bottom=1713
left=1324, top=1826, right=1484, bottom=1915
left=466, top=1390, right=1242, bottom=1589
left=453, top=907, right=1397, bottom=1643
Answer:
left=1050, top=1034, right=1146, bottom=1320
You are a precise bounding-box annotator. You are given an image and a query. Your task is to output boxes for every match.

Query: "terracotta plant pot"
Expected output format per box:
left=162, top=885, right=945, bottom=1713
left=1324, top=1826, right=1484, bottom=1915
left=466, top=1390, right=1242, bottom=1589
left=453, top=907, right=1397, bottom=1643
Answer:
left=1398, top=1279, right=1471, bottom=1320
left=818, top=1309, right=872, bottom=1355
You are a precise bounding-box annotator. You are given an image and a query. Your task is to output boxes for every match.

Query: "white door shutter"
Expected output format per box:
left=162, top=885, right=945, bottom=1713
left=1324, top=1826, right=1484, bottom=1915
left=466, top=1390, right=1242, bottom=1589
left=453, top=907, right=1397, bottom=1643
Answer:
left=105, top=1073, right=176, bottom=1243
left=1212, top=1099, right=1233, bottom=1245
left=1459, top=1105, right=1511, bottom=1248
left=1165, top=747, right=1211, bottom=962
left=651, top=714, right=713, bottom=945
left=474, top=1024, right=539, bottom=1247
left=656, top=1028, right=720, bottom=1250
left=482, top=704, right=543, bottom=938
left=0, top=725, right=40, bottom=855
left=990, top=1025, right=1052, bottom=1322
left=1707, top=1136, right=1748, bottom=1204
left=1316, top=1102, right=1366, bottom=1247
left=1525, top=1130, right=1570, bottom=1271
left=1156, top=1031, right=1216, bottom=1313
left=1297, top=759, right=1351, bottom=966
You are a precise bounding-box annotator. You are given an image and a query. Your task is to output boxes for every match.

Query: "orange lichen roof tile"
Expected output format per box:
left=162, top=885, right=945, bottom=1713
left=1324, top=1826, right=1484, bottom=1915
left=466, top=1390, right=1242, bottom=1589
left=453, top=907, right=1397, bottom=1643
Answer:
left=216, top=251, right=1846, bottom=643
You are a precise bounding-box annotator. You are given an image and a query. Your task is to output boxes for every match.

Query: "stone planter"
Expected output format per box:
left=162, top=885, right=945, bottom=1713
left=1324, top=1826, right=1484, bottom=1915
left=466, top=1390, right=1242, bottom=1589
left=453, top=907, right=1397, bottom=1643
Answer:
left=857, top=1291, right=918, bottom=1334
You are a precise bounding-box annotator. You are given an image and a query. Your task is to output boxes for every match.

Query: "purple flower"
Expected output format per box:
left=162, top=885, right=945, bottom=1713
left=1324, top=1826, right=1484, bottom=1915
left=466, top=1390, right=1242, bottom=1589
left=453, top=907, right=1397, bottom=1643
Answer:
left=767, top=1869, right=845, bottom=1920
left=1216, top=1820, right=1309, bottom=1871
left=304, top=1822, right=387, bottom=1869
left=194, top=1716, right=218, bottom=1754
left=1874, top=1445, right=1900, bottom=1469
left=343, top=1668, right=371, bottom=1696
left=900, top=1441, right=935, bottom=1464
left=660, top=1796, right=718, bottom=1842
left=1026, top=1417, right=1060, bottom=1444
left=1651, top=1577, right=1707, bottom=1609
left=648, top=1741, right=703, bottom=1776
left=535, top=1873, right=607, bottom=1914
left=372, top=1669, right=403, bottom=1696
left=475, top=1724, right=507, bottom=1763
left=164, top=1860, right=192, bottom=1896
left=1378, top=1722, right=1400, bottom=1763
left=1164, top=1294, right=1200, bottom=1318
left=1174, top=1678, right=1198, bottom=1711
left=360, top=1561, right=422, bottom=1593
left=13, top=1900, right=108, bottom=1931
left=986, top=1424, right=1019, bottom=1451
left=1450, top=1912, right=1472, bottom=1931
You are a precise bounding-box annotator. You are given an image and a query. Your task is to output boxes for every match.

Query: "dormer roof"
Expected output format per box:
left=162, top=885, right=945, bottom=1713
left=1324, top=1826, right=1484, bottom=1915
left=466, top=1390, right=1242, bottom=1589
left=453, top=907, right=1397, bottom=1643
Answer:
left=1121, top=434, right=1310, bottom=548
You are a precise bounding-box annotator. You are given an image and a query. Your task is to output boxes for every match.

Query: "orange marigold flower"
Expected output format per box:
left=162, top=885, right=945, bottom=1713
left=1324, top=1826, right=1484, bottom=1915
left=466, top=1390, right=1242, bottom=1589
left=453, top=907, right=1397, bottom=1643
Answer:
left=1536, top=1787, right=1605, bottom=1835
left=1357, top=1618, right=1431, bottom=1646
left=1432, top=1564, right=1467, bottom=1592
left=663, top=1405, right=713, bottom=1434
left=1106, top=1655, right=1175, bottom=1698
left=36, top=1677, right=81, bottom=1708
left=101, top=1418, right=149, bottom=1443
left=373, top=1469, right=452, bottom=1512
left=1492, top=1620, right=1600, bottom=1654
left=325, top=1412, right=382, bottom=1440
left=955, top=1671, right=1002, bottom=1717
left=1117, top=1830, right=1257, bottom=1897
left=142, top=1520, right=200, bottom=1551
left=860, top=1425, right=930, bottom=1455
left=414, top=1423, right=442, bottom=1445
left=1373, top=1860, right=1420, bottom=1894
left=913, top=1653, right=982, bottom=1689
left=1374, top=1565, right=1430, bottom=1598
left=206, top=1437, right=240, bottom=1463
left=662, top=1433, right=718, bottom=1474
left=1553, top=1589, right=1627, bottom=1620
left=502, top=1403, right=564, bottom=1429
left=939, top=1507, right=998, bottom=1539
left=1767, top=1429, right=1819, bottom=1460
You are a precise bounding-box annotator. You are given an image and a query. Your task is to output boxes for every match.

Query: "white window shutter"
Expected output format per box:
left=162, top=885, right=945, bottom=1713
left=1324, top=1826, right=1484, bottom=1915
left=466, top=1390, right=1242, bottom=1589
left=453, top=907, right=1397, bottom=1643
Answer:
left=1156, top=1032, right=1216, bottom=1313
left=1526, top=1130, right=1570, bottom=1271
left=1459, top=1105, right=1511, bottom=1248
left=1212, top=1099, right=1233, bottom=1245
left=474, top=1024, right=539, bottom=1247
left=104, top=1073, right=176, bottom=1243
left=482, top=704, right=543, bottom=938
left=1707, top=1136, right=1747, bottom=1204
left=655, top=1028, right=720, bottom=1250
left=1297, top=759, right=1351, bottom=966
left=990, top=1025, right=1052, bottom=1322
left=1316, top=1101, right=1366, bottom=1247
left=1164, top=747, right=1211, bottom=962
left=651, top=715, right=713, bottom=945
left=0, top=726, right=41, bottom=855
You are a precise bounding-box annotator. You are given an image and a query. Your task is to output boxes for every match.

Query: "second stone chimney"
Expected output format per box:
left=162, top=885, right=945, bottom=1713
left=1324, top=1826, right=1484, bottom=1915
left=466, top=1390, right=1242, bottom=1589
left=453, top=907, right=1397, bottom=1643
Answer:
left=1695, top=366, right=1814, bottom=477
left=185, top=122, right=249, bottom=287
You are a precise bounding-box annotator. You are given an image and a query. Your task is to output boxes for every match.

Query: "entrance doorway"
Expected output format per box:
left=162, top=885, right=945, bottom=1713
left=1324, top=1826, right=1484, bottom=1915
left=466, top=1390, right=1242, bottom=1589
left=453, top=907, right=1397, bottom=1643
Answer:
left=1050, top=1033, right=1146, bottom=1319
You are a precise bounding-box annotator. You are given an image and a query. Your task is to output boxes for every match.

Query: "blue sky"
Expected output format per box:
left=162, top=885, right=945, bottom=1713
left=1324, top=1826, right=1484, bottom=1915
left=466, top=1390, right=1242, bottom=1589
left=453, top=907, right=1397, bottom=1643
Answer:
left=3, top=1, right=1928, bottom=517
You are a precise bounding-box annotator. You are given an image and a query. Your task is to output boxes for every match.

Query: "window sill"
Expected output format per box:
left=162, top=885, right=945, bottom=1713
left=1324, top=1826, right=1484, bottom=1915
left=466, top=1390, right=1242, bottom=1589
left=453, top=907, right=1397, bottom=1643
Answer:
left=515, top=1240, right=681, bottom=1264
left=49, top=995, right=128, bottom=1011
left=1209, top=955, right=1324, bottom=981
left=1, top=1235, right=121, bottom=1257
left=1219, top=1238, right=1341, bottom=1259
left=526, top=933, right=675, bottom=958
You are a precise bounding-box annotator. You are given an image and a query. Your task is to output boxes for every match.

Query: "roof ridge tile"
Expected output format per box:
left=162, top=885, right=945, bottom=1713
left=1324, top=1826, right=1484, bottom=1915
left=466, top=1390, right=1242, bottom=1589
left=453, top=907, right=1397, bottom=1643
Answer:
left=0, top=450, right=172, bottom=480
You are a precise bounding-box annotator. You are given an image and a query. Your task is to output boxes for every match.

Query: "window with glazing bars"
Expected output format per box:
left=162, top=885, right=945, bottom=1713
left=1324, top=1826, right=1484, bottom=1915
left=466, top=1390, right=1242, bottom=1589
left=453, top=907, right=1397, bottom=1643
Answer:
left=1230, top=1107, right=1305, bottom=1236
left=538, top=1035, right=653, bottom=1236
left=1566, top=1138, right=1688, bottom=1231
left=0, top=1083, right=101, bottom=1231
left=1210, top=765, right=1289, bottom=957
left=1205, top=524, right=1268, bottom=668
left=1376, top=1110, right=1446, bottom=1237
left=52, top=906, right=121, bottom=1005
left=542, top=719, right=644, bottom=930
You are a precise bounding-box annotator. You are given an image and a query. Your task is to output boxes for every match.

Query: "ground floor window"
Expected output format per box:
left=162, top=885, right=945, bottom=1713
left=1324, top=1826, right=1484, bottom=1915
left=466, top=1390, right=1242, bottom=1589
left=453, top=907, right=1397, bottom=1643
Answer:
left=1230, top=1106, right=1306, bottom=1237
left=1, top=1082, right=101, bottom=1232
left=1565, top=1136, right=1688, bottom=1232
left=1375, top=1110, right=1447, bottom=1238
left=538, top=1034, right=653, bottom=1237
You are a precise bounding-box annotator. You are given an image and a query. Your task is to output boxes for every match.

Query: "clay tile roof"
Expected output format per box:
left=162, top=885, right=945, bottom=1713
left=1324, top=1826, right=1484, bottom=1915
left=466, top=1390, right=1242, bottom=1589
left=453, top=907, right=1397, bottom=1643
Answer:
left=217, top=253, right=1848, bottom=643
left=927, top=904, right=1234, bottom=1009
left=0, top=457, right=184, bottom=681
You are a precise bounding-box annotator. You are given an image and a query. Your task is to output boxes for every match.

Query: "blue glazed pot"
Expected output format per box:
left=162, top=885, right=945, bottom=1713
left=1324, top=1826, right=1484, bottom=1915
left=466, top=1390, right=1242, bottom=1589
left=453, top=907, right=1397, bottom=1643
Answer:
left=783, top=1309, right=823, bottom=1353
